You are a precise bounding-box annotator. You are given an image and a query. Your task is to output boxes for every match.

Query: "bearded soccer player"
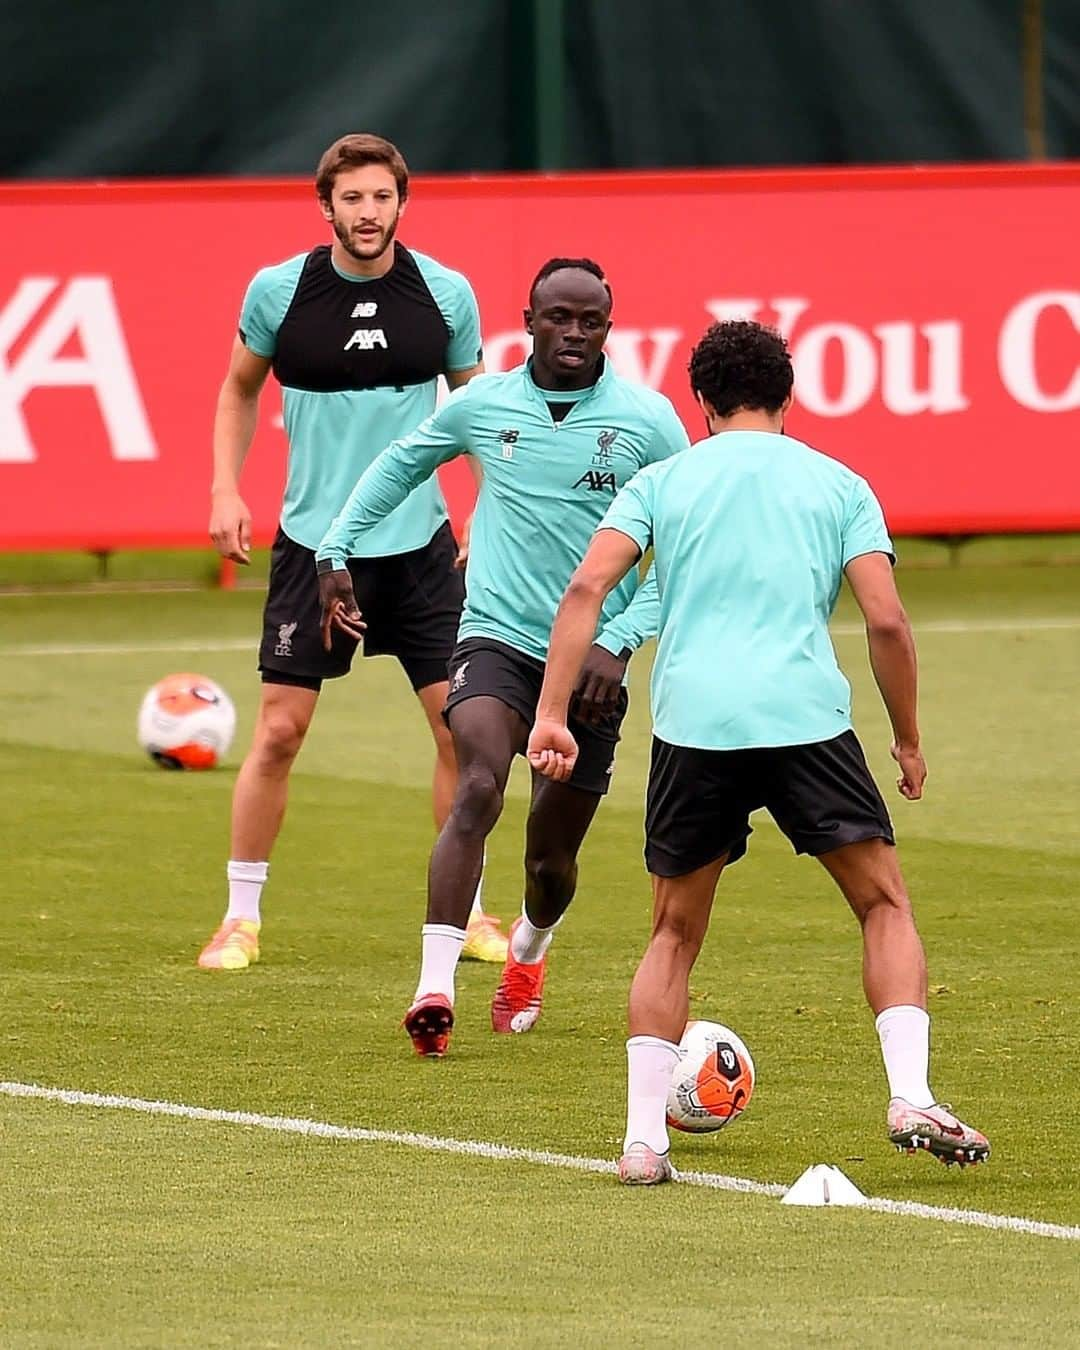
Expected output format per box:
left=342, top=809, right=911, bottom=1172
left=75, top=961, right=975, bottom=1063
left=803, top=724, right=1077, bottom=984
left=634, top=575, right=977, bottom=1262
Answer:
left=317, top=259, right=690, bottom=1055
left=529, top=320, right=989, bottom=1184
left=199, top=133, right=508, bottom=970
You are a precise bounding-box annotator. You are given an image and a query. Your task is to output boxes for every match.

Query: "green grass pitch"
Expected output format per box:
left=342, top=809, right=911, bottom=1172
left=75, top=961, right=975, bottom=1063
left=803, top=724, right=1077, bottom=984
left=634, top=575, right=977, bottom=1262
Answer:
left=1, top=558, right=1078, bottom=1346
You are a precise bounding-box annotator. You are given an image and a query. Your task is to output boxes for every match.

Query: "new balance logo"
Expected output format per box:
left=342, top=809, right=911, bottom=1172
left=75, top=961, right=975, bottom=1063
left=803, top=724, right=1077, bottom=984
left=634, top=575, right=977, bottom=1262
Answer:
left=450, top=660, right=470, bottom=692
left=343, top=328, right=388, bottom=351
left=496, top=428, right=519, bottom=460
left=572, top=470, right=617, bottom=491
left=350, top=301, right=378, bottom=318
left=274, top=621, right=298, bottom=657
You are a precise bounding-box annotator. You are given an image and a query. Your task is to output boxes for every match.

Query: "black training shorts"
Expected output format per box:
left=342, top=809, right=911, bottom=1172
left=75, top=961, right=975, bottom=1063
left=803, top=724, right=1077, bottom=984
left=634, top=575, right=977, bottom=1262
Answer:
left=258, top=521, right=464, bottom=692
left=443, top=636, right=627, bottom=796
left=645, top=730, right=895, bottom=877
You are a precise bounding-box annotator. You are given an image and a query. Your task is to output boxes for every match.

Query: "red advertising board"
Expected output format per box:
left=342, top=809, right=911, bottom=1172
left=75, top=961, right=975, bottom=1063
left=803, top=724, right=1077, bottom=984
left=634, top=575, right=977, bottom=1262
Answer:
left=1, top=163, right=1079, bottom=549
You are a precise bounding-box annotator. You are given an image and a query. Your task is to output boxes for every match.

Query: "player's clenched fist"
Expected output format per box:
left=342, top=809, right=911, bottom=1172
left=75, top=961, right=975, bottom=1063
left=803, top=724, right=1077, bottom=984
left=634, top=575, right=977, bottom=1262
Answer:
left=891, top=741, right=927, bottom=800
left=527, top=718, right=579, bottom=781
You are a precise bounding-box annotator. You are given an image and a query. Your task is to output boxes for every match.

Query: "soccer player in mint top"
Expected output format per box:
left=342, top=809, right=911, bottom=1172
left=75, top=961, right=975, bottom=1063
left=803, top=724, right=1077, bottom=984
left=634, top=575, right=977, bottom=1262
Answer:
left=317, top=259, right=691, bottom=1056
left=528, top=320, right=989, bottom=1185
left=200, top=133, right=509, bottom=971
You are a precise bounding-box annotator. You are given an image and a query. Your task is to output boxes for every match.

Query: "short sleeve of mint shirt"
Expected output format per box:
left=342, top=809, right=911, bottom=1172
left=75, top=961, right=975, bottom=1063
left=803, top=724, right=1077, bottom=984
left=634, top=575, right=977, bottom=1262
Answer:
left=237, top=255, right=306, bottom=358
left=645, top=399, right=691, bottom=464
left=411, top=253, right=483, bottom=371
left=842, top=475, right=895, bottom=567
left=600, top=463, right=663, bottom=554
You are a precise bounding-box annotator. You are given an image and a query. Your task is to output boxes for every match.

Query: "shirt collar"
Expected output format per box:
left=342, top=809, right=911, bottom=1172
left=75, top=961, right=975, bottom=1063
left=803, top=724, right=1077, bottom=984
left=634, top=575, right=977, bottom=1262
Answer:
left=523, top=353, right=609, bottom=403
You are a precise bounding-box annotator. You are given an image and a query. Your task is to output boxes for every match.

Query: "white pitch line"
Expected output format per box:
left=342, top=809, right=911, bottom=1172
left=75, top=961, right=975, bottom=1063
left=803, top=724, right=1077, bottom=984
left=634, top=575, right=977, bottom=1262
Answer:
left=0, top=639, right=253, bottom=657
left=0, top=617, right=1077, bottom=660
left=0, top=585, right=208, bottom=599
left=3, top=1081, right=1078, bottom=1243
left=832, top=617, right=1080, bottom=636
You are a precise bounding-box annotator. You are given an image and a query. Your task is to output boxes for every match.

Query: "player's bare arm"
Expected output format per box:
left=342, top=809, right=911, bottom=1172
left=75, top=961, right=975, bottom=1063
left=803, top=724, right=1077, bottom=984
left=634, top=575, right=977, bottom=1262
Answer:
left=529, top=528, right=643, bottom=780
left=445, top=361, right=484, bottom=391
left=844, top=550, right=926, bottom=800
left=209, top=336, right=272, bottom=564
left=577, top=559, right=662, bottom=723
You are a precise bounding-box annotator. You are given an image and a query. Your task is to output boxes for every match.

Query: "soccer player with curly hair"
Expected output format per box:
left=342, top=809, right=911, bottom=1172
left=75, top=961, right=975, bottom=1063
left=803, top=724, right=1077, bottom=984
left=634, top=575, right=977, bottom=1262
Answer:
left=529, top=319, right=989, bottom=1184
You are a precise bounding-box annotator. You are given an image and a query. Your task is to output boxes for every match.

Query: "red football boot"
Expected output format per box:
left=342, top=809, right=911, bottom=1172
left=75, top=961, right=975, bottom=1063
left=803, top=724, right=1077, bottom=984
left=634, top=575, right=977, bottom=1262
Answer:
left=403, top=993, right=454, bottom=1057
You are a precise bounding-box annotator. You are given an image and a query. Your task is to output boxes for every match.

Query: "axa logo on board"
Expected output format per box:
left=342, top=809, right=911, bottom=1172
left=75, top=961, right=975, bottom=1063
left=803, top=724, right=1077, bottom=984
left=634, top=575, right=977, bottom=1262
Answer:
left=1, top=277, right=156, bottom=463
left=1, top=279, right=1078, bottom=463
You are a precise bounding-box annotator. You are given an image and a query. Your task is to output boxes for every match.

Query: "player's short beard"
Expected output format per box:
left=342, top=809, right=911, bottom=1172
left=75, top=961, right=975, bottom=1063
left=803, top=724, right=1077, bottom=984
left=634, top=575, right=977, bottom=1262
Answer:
left=332, top=211, right=400, bottom=262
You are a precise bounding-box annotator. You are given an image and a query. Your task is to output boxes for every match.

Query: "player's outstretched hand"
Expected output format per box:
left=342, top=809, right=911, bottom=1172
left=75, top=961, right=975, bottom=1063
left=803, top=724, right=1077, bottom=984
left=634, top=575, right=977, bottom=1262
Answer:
left=209, top=489, right=252, bottom=564
left=573, top=644, right=627, bottom=725
left=527, top=719, right=579, bottom=782
left=318, top=569, right=366, bottom=651
left=454, top=512, right=474, bottom=570
left=891, top=741, right=926, bottom=800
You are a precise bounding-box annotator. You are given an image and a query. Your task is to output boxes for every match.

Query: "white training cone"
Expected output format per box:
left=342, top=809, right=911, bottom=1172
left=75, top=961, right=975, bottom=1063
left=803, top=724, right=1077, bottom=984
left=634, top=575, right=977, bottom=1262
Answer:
left=781, top=1163, right=865, bottom=1207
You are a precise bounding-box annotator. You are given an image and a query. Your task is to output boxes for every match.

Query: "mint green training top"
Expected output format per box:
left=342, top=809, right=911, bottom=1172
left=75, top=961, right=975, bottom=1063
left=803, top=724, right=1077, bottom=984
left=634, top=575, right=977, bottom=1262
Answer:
left=600, top=430, right=895, bottom=750
left=317, top=359, right=691, bottom=661
left=239, top=244, right=481, bottom=554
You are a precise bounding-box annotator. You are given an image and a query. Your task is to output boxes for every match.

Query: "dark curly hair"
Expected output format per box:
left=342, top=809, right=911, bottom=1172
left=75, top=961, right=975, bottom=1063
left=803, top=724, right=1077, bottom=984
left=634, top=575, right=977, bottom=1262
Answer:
left=688, top=320, right=793, bottom=418
left=529, top=257, right=611, bottom=308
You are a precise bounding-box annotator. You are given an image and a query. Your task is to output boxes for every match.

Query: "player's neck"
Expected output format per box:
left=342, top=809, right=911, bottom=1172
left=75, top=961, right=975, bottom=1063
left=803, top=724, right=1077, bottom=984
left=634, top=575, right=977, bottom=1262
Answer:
left=529, top=356, right=603, bottom=393
left=707, top=409, right=784, bottom=435
left=329, top=239, right=396, bottom=279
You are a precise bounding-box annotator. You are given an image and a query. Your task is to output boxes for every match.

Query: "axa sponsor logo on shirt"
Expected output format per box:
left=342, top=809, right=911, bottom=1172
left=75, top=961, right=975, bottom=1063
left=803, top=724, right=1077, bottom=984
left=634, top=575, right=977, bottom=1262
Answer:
left=573, top=430, right=621, bottom=491
left=572, top=469, right=617, bottom=491
left=343, top=299, right=386, bottom=350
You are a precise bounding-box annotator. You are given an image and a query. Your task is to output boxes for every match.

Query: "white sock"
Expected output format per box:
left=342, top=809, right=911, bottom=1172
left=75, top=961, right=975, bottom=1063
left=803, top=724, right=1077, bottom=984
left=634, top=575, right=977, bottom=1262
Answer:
left=469, top=850, right=487, bottom=919
left=225, top=860, right=268, bottom=924
left=623, top=1035, right=680, bottom=1155
left=414, top=924, right=466, bottom=1003
left=875, top=1004, right=934, bottom=1108
left=510, top=905, right=560, bottom=964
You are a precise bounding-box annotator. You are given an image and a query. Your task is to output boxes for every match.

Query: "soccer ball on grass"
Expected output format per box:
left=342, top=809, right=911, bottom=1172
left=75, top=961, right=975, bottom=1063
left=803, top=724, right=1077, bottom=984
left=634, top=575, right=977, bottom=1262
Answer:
left=667, top=1019, right=755, bottom=1133
left=137, top=673, right=236, bottom=770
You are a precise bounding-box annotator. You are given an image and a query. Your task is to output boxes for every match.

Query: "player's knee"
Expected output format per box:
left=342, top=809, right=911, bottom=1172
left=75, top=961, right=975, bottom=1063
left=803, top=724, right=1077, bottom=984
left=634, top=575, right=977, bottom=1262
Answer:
left=524, top=850, right=577, bottom=898
left=853, top=876, right=913, bottom=925
left=652, top=905, right=709, bottom=956
left=451, top=764, right=503, bottom=836
left=252, top=710, right=308, bottom=766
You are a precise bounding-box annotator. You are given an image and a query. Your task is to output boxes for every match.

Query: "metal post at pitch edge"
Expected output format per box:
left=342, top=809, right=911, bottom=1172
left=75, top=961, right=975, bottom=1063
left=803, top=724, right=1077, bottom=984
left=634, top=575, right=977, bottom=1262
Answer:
left=533, top=0, right=566, bottom=171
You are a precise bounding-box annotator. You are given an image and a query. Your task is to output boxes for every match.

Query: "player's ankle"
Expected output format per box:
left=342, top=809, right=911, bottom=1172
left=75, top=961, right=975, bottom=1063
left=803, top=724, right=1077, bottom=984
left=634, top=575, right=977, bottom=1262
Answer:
left=510, top=908, right=560, bottom=963
left=875, top=1005, right=934, bottom=1108
left=225, top=859, right=268, bottom=923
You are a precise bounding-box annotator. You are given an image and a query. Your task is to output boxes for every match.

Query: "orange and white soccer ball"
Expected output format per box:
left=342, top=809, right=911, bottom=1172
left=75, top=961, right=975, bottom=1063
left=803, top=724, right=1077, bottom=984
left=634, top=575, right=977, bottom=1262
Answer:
left=137, top=673, right=236, bottom=770
left=667, top=1019, right=755, bottom=1133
